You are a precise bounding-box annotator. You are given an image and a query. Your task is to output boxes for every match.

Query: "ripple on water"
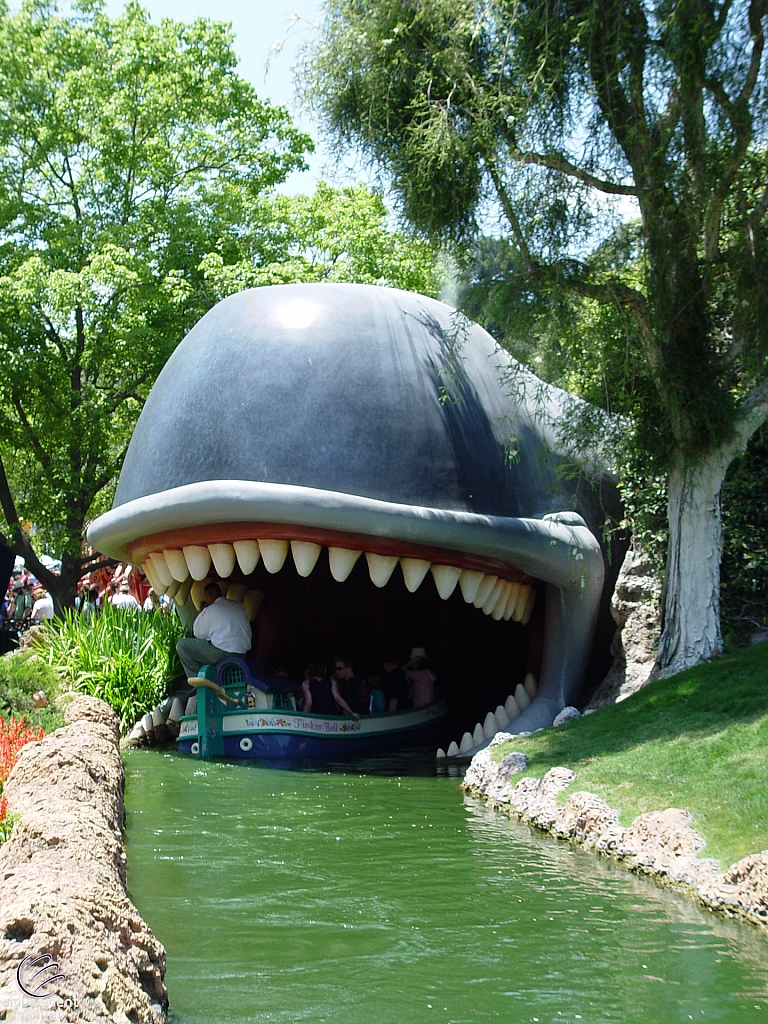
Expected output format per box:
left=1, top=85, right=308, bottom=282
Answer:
left=124, top=749, right=768, bottom=1024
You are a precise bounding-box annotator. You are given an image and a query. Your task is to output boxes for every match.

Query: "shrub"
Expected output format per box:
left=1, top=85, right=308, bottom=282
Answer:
left=0, top=652, right=63, bottom=732
left=34, top=606, right=187, bottom=734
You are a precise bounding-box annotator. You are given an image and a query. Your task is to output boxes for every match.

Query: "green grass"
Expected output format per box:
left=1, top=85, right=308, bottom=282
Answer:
left=492, top=641, right=768, bottom=868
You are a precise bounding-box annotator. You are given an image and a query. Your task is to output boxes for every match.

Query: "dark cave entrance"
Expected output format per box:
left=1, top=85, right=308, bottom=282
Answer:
left=235, top=548, right=544, bottom=741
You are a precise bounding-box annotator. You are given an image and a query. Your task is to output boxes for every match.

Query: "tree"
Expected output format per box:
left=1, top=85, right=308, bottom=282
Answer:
left=199, top=180, right=441, bottom=296
left=306, top=0, right=768, bottom=675
left=0, top=1, right=438, bottom=610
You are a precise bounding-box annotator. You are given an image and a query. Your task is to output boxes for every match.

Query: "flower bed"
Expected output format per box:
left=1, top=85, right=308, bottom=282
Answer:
left=0, top=715, right=44, bottom=842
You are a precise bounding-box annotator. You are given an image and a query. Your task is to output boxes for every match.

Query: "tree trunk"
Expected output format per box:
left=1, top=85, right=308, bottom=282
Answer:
left=655, top=448, right=731, bottom=677
left=48, top=554, right=86, bottom=613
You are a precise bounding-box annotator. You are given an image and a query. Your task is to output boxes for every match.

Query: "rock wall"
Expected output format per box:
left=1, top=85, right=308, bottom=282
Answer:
left=587, top=544, right=660, bottom=709
left=463, top=744, right=768, bottom=929
left=0, top=695, right=167, bottom=1023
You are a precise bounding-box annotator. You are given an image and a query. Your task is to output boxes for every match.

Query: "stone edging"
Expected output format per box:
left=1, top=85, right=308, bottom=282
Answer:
left=462, top=744, right=768, bottom=929
left=0, top=695, right=167, bottom=1023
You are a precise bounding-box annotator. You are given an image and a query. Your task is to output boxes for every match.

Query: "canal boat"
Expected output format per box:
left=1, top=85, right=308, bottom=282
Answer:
left=176, top=656, right=448, bottom=759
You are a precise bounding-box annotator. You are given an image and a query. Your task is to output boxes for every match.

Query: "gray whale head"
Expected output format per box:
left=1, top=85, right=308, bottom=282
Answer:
left=89, top=283, right=611, bottom=752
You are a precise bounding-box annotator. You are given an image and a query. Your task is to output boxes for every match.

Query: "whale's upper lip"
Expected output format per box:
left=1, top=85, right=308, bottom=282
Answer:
left=87, top=479, right=602, bottom=591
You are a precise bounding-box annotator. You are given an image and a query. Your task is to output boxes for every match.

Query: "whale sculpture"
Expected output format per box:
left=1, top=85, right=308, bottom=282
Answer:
left=88, top=283, right=611, bottom=751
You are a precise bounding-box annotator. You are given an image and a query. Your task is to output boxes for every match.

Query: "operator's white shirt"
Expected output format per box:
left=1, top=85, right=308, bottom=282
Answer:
left=193, top=597, right=252, bottom=653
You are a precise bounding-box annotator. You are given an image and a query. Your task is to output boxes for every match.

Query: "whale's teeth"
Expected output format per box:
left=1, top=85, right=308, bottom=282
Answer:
left=483, top=712, right=497, bottom=740
left=259, top=539, right=289, bottom=574
left=482, top=579, right=505, bottom=615
left=495, top=705, right=510, bottom=729
left=431, top=564, right=461, bottom=600
left=400, top=557, right=431, bottom=593
left=164, top=549, right=189, bottom=583
left=328, top=547, right=361, bottom=582
left=505, top=694, right=521, bottom=720
left=291, top=540, right=322, bottom=577
left=175, top=577, right=193, bottom=607
left=511, top=584, right=530, bottom=622
left=190, top=578, right=212, bottom=610
left=521, top=588, right=537, bottom=624
left=447, top=740, right=459, bottom=757
left=459, top=569, right=484, bottom=604
left=503, top=581, right=521, bottom=620
left=436, top=747, right=446, bottom=759
left=226, top=582, right=248, bottom=603
left=208, top=543, right=236, bottom=578
left=459, top=731, right=473, bottom=753
left=473, top=574, right=497, bottom=608
left=183, top=545, right=212, bottom=581
left=150, top=551, right=173, bottom=588
left=141, top=560, right=161, bottom=594
left=244, top=589, right=264, bottom=621
left=472, top=722, right=485, bottom=746
left=233, top=539, right=261, bottom=575
left=366, top=552, right=398, bottom=588
left=515, top=683, right=531, bottom=710
left=491, top=581, right=512, bottom=620
left=524, top=672, right=538, bottom=699
left=165, top=578, right=181, bottom=599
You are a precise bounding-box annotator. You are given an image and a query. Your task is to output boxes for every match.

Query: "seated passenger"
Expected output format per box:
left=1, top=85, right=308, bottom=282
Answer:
left=367, top=673, right=387, bottom=714
left=382, top=653, right=411, bottom=712
left=404, top=647, right=436, bottom=707
left=302, top=661, right=359, bottom=720
left=332, top=655, right=369, bottom=715
left=176, top=582, right=252, bottom=681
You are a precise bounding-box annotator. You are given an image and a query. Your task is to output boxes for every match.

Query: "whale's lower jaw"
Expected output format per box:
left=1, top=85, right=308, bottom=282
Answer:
left=87, top=481, right=605, bottom=748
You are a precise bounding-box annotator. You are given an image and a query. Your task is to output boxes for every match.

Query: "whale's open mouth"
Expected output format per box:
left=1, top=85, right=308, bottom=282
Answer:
left=88, top=478, right=604, bottom=753
left=132, top=519, right=543, bottom=736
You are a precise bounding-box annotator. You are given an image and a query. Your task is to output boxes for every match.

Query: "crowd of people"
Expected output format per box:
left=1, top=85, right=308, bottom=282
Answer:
left=0, top=561, right=171, bottom=653
left=1, top=573, right=55, bottom=625
left=298, top=648, right=436, bottom=718
left=1, top=571, right=55, bottom=653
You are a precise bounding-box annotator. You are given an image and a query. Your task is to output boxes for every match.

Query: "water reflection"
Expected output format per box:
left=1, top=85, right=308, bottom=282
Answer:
left=224, top=742, right=458, bottom=777
left=124, top=749, right=768, bottom=1024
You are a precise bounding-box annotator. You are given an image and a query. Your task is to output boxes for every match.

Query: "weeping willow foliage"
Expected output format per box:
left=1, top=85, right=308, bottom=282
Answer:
left=721, top=431, right=768, bottom=639
left=35, top=607, right=186, bottom=734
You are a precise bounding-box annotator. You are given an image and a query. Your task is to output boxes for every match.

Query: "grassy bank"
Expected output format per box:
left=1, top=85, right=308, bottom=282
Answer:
left=493, top=641, right=768, bottom=868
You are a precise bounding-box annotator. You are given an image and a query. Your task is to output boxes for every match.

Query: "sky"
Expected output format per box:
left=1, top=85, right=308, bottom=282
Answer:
left=103, top=0, right=352, bottom=195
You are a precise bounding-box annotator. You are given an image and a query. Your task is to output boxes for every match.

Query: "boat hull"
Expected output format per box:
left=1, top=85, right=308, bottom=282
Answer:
left=177, top=700, right=448, bottom=759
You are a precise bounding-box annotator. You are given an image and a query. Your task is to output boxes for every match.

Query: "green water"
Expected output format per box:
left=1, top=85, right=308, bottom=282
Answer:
left=124, top=749, right=768, bottom=1024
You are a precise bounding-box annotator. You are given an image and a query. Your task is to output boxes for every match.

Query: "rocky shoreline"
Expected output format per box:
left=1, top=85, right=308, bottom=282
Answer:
left=462, top=742, right=768, bottom=929
left=0, top=695, right=167, bottom=1023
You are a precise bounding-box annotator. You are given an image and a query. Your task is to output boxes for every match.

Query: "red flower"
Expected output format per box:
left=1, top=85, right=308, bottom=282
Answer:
left=0, top=716, right=44, bottom=788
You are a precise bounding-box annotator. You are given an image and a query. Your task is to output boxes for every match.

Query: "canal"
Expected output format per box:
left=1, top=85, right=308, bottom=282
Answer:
left=124, top=749, right=768, bottom=1023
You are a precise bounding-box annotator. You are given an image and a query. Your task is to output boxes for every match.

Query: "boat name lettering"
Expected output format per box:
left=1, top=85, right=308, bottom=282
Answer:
left=242, top=715, right=361, bottom=734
